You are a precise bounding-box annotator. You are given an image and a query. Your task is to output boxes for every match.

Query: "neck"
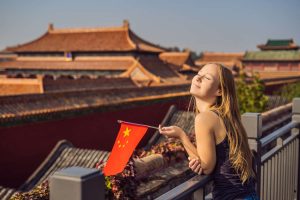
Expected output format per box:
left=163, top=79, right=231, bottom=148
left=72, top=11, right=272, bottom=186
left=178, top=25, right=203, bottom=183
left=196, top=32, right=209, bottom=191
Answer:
left=195, top=97, right=216, bottom=113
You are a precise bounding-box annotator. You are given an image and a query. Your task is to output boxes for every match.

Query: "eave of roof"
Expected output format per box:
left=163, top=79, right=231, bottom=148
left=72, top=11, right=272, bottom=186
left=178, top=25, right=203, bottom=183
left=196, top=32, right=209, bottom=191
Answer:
left=0, top=84, right=191, bottom=126
left=0, top=57, right=135, bottom=71
left=243, top=51, right=300, bottom=61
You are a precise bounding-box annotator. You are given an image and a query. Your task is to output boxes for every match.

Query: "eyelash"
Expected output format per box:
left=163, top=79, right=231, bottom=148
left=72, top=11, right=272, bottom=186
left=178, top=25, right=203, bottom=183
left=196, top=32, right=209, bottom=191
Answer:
left=197, top=74, right=210, bottom=80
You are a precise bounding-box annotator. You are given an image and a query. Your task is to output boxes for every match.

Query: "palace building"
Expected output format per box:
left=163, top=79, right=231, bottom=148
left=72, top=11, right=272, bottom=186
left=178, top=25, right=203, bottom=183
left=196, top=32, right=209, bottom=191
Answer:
left=0, top=20, right=194, bottom=96
left=242, top=39, right=300, bottom=72
left=195, top=52, right=244, bottom=76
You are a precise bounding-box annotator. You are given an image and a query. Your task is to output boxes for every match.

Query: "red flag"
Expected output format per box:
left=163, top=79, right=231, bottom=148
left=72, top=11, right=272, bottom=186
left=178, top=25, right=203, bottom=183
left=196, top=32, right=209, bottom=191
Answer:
left=103, top=122, right=148, bottom=176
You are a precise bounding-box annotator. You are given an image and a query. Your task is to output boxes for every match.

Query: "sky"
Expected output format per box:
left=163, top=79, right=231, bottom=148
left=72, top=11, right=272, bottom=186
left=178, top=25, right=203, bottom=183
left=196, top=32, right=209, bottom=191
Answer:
left=0, top=0, right=299, bottom=54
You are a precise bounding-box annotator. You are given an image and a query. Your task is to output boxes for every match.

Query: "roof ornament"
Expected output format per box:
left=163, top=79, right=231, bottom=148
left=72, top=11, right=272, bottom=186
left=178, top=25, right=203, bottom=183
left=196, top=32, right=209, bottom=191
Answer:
left=183, top=48, right=191, bottom=53
left=123, top=20, right=130, bottom=29
left=48, top=23, right=54, bottom=32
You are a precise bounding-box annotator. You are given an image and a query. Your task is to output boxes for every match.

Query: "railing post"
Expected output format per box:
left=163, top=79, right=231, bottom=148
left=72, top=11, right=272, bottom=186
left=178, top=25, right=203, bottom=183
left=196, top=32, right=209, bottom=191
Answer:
left=49, top=167, right=105, bottom=200
left=241, top=113, right=262, bottom=198
left=192, top=188, right=204, bottom=200
left=292, top=97, right=300, bottom=124
left=292, top=98, right=300, bottom=200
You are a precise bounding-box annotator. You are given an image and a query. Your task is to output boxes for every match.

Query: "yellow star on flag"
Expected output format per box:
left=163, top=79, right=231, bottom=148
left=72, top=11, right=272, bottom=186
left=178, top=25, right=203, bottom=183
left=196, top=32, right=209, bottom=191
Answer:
left=123, top=127, right=131, bottom=137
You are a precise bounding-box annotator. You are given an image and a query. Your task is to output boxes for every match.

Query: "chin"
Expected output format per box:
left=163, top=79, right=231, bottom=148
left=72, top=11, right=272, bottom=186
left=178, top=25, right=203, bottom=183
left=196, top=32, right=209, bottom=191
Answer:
left=190, top=86, right=199, bottom=96
left=190, top=90, right=199, bottom=98
left=189, top=88, right=195, bottom=96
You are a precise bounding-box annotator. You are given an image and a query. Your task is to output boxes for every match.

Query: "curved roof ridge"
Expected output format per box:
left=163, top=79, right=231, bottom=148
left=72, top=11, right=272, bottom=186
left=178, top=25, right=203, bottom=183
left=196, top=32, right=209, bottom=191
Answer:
left=201, top=51, right=244, bottom=56
left=49, top=26, right=126, bottom=34
left=128, top=29, right=168, bottom=52
left=6, top=21, right=169, bottom=53
left=160, top=52, right=189, bottom=56
left=123, top=23, right=137, bottom=49
left=6, top=31, right=49, bottom=52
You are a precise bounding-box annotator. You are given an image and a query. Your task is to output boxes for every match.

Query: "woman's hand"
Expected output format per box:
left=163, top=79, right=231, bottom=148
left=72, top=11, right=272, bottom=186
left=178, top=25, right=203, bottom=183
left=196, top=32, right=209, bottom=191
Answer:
left=188, top=157, right=203, bottom=175
left=158, top=124, right=185, bottom=139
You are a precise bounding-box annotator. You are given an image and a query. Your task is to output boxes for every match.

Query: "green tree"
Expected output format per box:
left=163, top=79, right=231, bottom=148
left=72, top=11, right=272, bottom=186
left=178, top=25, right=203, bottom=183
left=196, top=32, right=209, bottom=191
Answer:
left=276, top=82, right=300, bottom=101
left=236, top=72, right=269, bottom=114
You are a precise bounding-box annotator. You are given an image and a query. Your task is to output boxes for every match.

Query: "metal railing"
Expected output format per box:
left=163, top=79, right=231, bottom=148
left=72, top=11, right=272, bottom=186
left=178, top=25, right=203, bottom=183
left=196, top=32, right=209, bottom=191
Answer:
left=154, top=175, right=213, bottom=200
left=243, top=98, right=300, bottom=200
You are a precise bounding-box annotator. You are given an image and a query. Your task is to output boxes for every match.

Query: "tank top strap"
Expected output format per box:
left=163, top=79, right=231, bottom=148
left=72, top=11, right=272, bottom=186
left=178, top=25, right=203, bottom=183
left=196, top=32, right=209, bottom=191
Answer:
left=209, top=109, right=229, bottom=134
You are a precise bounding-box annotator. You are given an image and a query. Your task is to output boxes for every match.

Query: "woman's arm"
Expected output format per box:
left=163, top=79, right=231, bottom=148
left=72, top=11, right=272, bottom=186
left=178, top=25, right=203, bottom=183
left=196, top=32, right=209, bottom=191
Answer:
left=159, top=112, right=217, bottom=174
left=178, top=133, right=199, bottom=160
left=193, top=112, right=217, bottom=174
left=159, top=125, right=199, bottom=159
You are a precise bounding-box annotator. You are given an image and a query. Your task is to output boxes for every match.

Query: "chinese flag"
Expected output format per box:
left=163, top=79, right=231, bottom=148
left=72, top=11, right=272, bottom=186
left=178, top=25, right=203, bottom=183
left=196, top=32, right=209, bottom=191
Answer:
left=103, top=122, right=148, bottom=176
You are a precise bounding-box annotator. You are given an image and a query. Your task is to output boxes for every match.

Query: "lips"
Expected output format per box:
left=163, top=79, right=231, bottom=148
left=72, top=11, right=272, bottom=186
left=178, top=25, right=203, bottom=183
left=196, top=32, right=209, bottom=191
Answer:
left=193, top=83, right=201, bottom=88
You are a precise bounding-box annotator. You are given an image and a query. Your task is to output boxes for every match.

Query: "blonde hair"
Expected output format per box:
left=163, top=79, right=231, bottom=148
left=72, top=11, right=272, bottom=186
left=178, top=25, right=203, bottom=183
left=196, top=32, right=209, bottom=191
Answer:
left=188, top=63, right=255, bottom=183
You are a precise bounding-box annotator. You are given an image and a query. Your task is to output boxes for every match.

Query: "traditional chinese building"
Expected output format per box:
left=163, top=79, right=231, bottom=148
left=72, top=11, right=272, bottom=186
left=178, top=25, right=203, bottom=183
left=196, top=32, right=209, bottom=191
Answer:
left=195, top=52, right=244, bottom=76
left=0, top=20, right=189, bottom=96
left=242, top=39, right=300, bottom=72
left=1, top=20, right=166, bottom=78
left=159, top=50, right=199, bottom=79
left=241, top=39, right=300, bottom=94
left=257, top=39, right=299, bottom=51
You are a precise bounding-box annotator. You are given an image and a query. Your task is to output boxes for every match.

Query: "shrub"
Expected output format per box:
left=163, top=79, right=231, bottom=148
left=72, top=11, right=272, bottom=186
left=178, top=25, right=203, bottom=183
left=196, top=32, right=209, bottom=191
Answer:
left=276, top=82, right=300, bottom=101
left=236, top=72, right=269, bottom=114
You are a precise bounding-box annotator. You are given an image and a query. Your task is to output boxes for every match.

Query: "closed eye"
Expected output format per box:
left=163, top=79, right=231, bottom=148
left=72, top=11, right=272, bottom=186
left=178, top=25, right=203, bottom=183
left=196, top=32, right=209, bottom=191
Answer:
left=197, top=74, right=210, bottom=80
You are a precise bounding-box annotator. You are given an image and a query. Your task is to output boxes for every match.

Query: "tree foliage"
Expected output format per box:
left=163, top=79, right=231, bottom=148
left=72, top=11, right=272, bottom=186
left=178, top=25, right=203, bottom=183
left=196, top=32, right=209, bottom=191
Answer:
left=276, top=82, right=300, bottom=101
left=236, top=72, right=269, bottom=114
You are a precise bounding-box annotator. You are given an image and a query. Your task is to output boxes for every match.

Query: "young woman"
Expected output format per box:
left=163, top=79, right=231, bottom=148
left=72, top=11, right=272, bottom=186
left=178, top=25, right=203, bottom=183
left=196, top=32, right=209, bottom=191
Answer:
left=158, top=63, right=259, bottom=200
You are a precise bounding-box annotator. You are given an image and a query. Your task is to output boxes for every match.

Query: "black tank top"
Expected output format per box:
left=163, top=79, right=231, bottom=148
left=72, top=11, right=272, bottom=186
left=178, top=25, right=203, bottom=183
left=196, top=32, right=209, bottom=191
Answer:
left=211, top=111, right=256, bottom=199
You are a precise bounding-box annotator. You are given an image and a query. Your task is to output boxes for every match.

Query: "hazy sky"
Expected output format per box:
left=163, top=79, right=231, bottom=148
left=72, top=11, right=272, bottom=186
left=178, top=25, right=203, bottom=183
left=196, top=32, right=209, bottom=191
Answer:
left=0, top=0, right=299, bottom=54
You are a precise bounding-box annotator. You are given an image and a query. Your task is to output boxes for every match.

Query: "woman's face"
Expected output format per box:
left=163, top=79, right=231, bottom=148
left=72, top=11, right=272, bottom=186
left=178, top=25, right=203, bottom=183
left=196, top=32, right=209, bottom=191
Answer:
left=190, top=63, right=221, bottom=101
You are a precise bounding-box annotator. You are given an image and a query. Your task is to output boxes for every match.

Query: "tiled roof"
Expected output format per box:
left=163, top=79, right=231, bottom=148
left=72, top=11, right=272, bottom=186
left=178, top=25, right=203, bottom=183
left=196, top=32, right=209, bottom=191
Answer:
left=0, top=140, right=109, bottom=199
left=159, top=52, right=199, bottom=75
left=0, top=84, right=190, bottom=125
left=43, top=77, right=137, bottom=92
left=6, top=21, right=167, bottom=53
left=257, top=39, right=299, bottom=50
left=145, top=105, right=195, bottom=149
left=0, top=57, right=135, bottom=70
left=138, top=55, right=183, bottom=80
left=159, top=52, right=191, bottom=66
left=0, top=55, right=187, bottom=84
left=195, top=52, right=244, bottom=68
left=19, top=140, right=109, bottom=191
left=267, top=39, right=293, bottom=46
left=243, top=51, right=300, bottom=61
left=255, top=71, right=300, bottom=79
left=128, top=30, right=167, bottom=52
left=0, top=186, right=18, bottom=200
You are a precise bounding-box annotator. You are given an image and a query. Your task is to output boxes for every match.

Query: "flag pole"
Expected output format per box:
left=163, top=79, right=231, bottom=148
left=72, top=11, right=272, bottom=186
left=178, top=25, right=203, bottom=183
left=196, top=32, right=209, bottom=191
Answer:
left=117, top=120, right=159, bottom=130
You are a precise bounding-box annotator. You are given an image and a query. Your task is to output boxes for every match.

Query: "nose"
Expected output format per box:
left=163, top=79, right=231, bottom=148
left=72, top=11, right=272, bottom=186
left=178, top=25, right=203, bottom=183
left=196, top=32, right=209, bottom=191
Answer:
left=196, top=75, right=203, bottom=82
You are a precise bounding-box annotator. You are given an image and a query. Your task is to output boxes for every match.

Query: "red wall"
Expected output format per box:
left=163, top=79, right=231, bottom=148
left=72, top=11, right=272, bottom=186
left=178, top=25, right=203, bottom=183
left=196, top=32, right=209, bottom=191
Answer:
left=0, top=97, right=189, bottom=188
